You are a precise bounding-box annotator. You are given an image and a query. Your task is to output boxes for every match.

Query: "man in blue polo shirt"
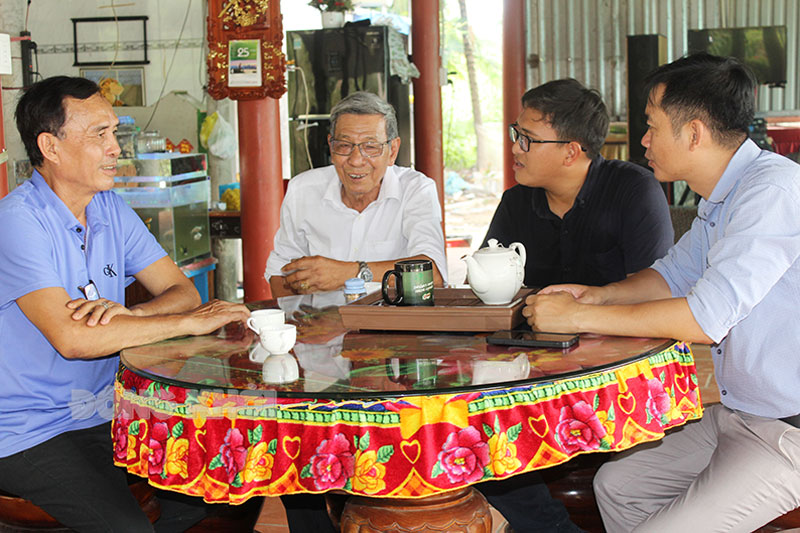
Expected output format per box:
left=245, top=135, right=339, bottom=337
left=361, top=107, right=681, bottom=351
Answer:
left=0, top=76, right=249, bottom=531
left=526, top=54, right=800, bottom=532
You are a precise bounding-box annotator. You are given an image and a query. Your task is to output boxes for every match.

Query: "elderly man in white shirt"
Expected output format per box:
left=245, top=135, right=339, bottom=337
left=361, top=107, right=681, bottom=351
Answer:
left=265, top=91, right=447, bottom=297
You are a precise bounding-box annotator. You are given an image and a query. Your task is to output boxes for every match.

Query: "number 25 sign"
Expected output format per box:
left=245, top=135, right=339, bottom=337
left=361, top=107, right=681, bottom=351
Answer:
left=206, top=0, right=286, bottom=101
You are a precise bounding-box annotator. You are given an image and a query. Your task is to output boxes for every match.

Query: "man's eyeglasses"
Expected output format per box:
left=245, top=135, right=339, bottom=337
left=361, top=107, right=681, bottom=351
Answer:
left=509, top=123, right=584, bottom=152
left=329, top=139, right=392, bottom=158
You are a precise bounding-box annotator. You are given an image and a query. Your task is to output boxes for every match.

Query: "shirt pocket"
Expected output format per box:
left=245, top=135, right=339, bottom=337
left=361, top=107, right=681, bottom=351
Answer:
left=364, top=238, right=405, bottom=261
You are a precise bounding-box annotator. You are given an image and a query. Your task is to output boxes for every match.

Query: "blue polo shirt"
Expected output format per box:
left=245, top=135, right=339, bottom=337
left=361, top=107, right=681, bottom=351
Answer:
left=0, top=171, right=166, bottom=457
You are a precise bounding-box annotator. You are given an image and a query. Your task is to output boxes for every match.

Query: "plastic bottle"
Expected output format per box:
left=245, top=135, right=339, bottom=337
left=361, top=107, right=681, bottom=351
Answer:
left=138, top=130, right=167, bottom=153
left=344, top=278, right=367, bottom=303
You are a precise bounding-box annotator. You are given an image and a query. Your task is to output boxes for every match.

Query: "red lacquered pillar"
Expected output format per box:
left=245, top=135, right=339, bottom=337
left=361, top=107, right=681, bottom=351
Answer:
left=238, top=97, right=282, bottom=302
left=503, top=0, right=526, bottom=191
left=411, top=0, right=445, bottom=223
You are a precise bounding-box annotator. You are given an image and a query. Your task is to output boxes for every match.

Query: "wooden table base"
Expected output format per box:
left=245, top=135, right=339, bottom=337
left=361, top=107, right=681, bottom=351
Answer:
left=340, top=487, right=491, bottom=533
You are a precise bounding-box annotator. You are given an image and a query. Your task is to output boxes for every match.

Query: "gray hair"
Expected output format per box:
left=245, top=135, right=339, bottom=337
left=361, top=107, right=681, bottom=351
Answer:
left=329, top=91, right=399, bottom=140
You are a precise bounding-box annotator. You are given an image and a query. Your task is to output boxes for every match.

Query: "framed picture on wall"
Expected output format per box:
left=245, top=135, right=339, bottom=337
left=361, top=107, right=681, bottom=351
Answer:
left=80, top=67, right=145, bottom=107
left=72, top=16, right=149, bottom=66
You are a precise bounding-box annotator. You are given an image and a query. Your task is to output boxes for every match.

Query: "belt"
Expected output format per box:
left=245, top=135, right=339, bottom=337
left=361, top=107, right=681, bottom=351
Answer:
left=780, top=414, right=800, bottom=428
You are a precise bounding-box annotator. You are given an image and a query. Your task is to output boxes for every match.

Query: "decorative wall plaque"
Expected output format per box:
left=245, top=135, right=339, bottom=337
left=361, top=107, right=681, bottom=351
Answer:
left=207, top=0, right=286, bottom=100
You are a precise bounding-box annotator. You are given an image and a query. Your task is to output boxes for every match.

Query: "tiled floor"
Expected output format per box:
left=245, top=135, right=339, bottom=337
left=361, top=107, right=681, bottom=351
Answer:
left=254, top=343, right=718, bottom=533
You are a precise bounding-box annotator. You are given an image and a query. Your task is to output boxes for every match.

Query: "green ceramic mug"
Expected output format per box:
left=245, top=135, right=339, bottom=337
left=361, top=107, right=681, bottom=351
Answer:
left=381, top=259, right=434, bottom=306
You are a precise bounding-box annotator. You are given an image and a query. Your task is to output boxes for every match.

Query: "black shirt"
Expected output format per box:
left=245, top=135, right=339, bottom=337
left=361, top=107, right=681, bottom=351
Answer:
left=482, top=156, right=674, bottom=287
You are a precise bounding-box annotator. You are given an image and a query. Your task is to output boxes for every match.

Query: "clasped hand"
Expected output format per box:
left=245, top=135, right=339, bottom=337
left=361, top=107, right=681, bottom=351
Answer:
left=67, top=298, right=134, bottom=326
left=281, top=256, right=356, bottom=294
left=66, top=297, right=251, bottom=335
left=522, top=284, right=602, bottom=332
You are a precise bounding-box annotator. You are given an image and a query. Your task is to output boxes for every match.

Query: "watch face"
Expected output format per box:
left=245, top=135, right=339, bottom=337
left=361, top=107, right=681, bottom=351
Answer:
left=359, top=263, right=373, bottom=282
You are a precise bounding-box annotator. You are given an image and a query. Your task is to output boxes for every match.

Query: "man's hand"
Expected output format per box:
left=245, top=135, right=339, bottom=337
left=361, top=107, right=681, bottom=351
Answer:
left=536, top=283, right=606, bottom=304
left=67, top=298, right=134, bottom=326
left=281, top=256, right=357, bottom=294
left=181, top=299, right=251, bottom=336
left=522, top=291, right=584, bottom=333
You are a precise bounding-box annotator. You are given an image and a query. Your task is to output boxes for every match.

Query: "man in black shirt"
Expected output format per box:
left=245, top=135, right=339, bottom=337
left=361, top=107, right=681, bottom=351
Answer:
left=476, top=80, right=673, bottom=533
left=483, top=79, right=673, bottom=288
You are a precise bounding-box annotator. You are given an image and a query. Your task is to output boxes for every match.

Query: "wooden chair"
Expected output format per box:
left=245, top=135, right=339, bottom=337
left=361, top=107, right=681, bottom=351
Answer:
left=540, top=454, right=608, bottom=533
left=668, top=205, right=697, bottom=244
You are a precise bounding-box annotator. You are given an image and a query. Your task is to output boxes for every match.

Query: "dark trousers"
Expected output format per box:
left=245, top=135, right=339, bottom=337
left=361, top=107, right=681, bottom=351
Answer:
left=280, top=474, right=582, bottom=533
left=477, top=472, right=584, bottom=533
left=280, top=494, right=337, bottom=533
left=0, top=422, right=207, bottom=533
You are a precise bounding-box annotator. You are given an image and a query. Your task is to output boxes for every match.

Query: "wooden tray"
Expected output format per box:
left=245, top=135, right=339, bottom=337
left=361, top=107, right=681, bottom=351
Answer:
left=339, top=288, right=536, bottom=332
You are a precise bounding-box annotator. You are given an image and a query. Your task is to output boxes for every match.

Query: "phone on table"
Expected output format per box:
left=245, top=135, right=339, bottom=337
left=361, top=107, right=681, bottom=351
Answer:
left=487, top=327, right=579, bottom=349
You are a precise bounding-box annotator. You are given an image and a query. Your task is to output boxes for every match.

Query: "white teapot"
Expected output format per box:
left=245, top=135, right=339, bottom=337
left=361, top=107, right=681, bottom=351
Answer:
left=462, top=239, right=526, bottom=305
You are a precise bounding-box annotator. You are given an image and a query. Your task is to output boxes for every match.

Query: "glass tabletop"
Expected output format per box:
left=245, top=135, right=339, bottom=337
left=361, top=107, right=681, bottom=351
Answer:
left=120, top=291, right=674, bottom=399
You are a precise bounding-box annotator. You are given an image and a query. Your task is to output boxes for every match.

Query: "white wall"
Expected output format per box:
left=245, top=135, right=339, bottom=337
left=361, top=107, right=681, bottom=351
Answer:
left=0, top=0, right=208, bottom=187
left=30, top=0, right=206, bottom=105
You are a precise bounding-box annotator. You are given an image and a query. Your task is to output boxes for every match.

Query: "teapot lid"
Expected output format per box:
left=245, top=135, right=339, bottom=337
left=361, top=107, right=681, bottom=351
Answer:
left=475, top=238, right=512, bottom=255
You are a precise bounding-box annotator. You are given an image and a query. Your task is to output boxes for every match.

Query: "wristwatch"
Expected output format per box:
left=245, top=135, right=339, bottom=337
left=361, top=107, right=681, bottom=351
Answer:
left=357, top=261, right=373, bottom=282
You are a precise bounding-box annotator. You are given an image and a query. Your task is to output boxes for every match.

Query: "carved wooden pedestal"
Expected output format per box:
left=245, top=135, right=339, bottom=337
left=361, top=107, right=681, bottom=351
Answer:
left=340, top=487, right=491, bottom=533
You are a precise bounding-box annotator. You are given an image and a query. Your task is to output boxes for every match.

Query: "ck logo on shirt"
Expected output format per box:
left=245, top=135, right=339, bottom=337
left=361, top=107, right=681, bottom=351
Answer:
left=103, top=264, right=117, bottom=277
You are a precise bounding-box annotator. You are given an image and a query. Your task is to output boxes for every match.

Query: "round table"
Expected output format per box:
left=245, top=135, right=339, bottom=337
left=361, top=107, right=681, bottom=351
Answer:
left=112, top=294, right=703, bottom=531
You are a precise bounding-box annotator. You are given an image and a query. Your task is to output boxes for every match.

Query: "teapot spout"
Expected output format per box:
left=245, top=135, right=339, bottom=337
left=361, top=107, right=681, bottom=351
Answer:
left=462, top=255, right=490, bottom=293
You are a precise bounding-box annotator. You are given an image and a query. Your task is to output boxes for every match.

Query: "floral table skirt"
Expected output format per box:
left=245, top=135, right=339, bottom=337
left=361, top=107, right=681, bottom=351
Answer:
left=112, top=342, right=702, bottom=503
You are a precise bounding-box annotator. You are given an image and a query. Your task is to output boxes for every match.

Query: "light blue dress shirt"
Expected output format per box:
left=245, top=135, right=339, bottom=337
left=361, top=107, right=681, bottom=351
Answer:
left=0, top=171, right=166, bottom=457
left=652, top=139, right=800, bottom=418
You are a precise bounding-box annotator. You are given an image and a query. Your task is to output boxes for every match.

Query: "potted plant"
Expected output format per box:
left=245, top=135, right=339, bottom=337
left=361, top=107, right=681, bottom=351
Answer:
left=308, top=0, right=354, bottom=28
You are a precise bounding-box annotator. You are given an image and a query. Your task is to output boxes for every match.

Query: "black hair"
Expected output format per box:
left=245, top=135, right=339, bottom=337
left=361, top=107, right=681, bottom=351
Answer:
left=643, top=52, right=756, bottom=148
left=15, top=76, right=101, bottom=167
left=521, top=78, right=609, bottom=158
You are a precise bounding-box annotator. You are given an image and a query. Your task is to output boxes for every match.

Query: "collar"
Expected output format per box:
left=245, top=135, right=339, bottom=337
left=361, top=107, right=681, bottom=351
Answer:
left=30, top=169, right=109, bottom=233
left=531, top=155, right=603, bottom=218
left=323, top=165, right=400, bottom=210
left=705, top=138, right=760, bottom=205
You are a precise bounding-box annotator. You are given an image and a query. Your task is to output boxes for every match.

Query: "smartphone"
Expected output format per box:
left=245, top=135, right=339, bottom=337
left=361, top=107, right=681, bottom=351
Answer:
left=486, top=328, right=579, bottom=349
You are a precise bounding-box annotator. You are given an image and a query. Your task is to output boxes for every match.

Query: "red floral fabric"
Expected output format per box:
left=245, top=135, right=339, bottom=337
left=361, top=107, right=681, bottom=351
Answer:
left=113, top=342, right=702, bottom=503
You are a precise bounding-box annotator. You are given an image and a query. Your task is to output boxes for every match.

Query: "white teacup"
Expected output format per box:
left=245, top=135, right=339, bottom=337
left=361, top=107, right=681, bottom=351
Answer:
left=262, top=353, right=300, bottom=384
left=247, top=309, right=285, bottom=334
left=249, top=344, right=270, bottom=364
left=257, top=323, right=297, bottom=355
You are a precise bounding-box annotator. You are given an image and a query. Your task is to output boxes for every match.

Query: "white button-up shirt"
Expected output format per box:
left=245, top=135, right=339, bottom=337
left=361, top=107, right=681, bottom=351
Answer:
left=265, top=165, right=447, bottom=284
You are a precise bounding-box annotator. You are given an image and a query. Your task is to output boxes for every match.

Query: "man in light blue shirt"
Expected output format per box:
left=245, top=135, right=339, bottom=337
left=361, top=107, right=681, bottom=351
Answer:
left=0, top=76, right=249, bottom=531
left=524, top=53, right=800, bottom=531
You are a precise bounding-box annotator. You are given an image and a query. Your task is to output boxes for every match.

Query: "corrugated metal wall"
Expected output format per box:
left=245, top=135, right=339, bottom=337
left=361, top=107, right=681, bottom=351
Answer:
left=526, top=0, right=800, bottom=119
